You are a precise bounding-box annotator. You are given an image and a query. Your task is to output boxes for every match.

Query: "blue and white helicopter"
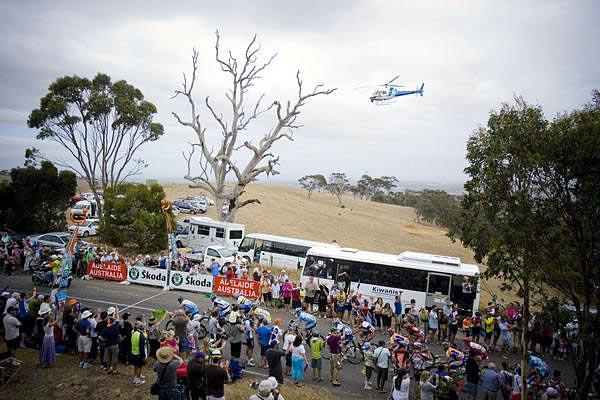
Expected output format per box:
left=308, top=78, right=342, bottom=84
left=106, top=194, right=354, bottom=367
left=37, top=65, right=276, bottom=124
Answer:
left=361, top=75, right=424, bottom=104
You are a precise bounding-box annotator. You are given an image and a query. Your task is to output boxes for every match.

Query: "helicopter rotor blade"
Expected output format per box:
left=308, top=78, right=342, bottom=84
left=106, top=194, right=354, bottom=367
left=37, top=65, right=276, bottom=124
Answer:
left=386, top=75, right=400, bottom=85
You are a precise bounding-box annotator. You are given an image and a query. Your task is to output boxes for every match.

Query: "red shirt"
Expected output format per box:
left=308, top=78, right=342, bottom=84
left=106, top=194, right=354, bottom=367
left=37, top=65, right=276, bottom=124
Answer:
left=291, top=288, right=301, bottom=301
left=225, top=268, right=234, bottom=279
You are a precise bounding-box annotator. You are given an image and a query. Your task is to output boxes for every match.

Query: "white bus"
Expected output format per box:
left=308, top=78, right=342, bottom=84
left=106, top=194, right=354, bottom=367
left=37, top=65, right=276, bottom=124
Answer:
left=175, top=216, right=245, bottom=250
left=301, top=246, right=480, bottom=314
left=237, top=233, right=334, bottom=270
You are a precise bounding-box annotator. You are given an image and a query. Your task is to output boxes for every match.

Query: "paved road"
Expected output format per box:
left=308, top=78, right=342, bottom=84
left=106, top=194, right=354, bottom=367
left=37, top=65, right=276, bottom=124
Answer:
left=0, top=274, right=576, bottom=398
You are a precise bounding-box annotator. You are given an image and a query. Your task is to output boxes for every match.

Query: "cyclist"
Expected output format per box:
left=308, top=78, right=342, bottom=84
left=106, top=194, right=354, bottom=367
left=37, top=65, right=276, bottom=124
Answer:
left=528, top=352, right=550, bottom=378
left=177, top=297, right=199, bottom=315
left=294, top=307, right=317, bottom=334
left=333, top=318, right=354, bottom=347
left=236, top=293, right=254, bottom=314
left=442, top=341, right=464, bottom=368
left=210, top=294, right=231, bottom=319
left=463, top=337, right=488, bottom=360
left=359, top=320, right=375, bottom=343
left=251, top=306, right=272, bottom=325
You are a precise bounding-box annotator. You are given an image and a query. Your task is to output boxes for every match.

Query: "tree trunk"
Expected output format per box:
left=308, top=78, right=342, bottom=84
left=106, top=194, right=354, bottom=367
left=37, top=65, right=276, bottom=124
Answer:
left=520, top=286, right=529, bottom=400
left=336, top=193, right=343, bottom=207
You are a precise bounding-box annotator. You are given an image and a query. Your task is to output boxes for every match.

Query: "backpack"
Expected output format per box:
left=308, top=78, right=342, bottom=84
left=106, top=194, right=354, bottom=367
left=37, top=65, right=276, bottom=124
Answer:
left=439, top=313, right=448, bottom=324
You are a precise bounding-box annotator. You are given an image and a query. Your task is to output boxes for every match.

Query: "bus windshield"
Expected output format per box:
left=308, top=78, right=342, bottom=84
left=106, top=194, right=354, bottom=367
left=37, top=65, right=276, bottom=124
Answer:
left=238, top=237, right=255, bottom=253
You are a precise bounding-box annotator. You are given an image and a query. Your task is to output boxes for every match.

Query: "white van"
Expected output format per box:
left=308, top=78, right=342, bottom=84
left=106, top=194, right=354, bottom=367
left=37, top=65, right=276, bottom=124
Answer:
left=184, top=245, right=236, bottom=267
left=175, top=216, right=244, bottom=250
left=70, top=200, right=101, bottom=220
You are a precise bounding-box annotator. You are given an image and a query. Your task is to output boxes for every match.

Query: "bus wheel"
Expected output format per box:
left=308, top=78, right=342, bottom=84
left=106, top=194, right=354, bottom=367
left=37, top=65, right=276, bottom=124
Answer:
left=243, top=256, right=251, bottom=265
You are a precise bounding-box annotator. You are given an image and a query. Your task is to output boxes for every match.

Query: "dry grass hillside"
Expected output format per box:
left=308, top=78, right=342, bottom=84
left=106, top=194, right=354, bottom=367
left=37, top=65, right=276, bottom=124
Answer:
left=164, top=183, right=500, bottom=305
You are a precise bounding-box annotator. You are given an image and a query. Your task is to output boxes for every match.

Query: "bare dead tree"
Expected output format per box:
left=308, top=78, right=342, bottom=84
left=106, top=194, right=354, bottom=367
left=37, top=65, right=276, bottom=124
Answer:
left=173, top=31, right=336, bottom=221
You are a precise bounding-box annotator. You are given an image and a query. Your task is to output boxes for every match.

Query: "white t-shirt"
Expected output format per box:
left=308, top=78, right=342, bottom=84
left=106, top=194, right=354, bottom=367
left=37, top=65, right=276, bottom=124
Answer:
left=291, top=344, right=306, bottom=358
left=244, top=319, right=254, bottom=339
left=283, top=333, right=296, bottom=351
left=89, top=318, right=98, bottom=338
left=271, top=283, right=280, bottom=299
left=3, top=314, right=21, bottom=340
left=392, top=375, right=411, bottom=400
left=374, top=346, right=391, bottom=369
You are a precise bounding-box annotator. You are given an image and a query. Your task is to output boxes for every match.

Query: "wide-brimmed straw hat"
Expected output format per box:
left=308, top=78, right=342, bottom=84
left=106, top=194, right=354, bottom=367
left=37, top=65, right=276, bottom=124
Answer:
left=156, top=346, right=174, bottom=363
left=38, top=303, right=52, bottom=316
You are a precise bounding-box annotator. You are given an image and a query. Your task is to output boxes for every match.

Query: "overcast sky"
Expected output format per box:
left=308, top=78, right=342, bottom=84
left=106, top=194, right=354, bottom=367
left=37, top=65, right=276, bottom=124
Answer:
left=1, top=1, right=599, bottom=185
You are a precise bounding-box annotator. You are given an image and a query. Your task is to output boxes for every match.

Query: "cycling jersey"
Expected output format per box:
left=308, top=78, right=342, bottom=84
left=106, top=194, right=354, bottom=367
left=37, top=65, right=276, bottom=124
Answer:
left=252, top=307, right=271, bottom=324
left=391, top=333, right=410, bottom=346
left=336, top=322, right=353, bottom=344
left=213, top=298, right=230, bottom=314
left=528, top=355, right=549, bottom=377
left=237, top=296, right=253, bottom=306
left=297, top=312, right=317, bottom=330
left=446, top=346, right=464, bottom=360
left=180, top=300, right=199, bottom=315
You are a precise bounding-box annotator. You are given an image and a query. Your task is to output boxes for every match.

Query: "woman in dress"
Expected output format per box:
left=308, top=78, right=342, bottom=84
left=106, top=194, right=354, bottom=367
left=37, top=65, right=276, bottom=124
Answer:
left=39, top=310, right=57, bottom=367
left=290, top=335, right=307, bottom=387
left=391, top=368, right=411, bottom=400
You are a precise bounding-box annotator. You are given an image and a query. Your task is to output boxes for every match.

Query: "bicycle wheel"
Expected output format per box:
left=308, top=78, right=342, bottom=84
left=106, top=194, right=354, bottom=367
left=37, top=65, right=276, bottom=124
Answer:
left=344, top=343, right=363, bottom=364
left=320, top=334, right=331, bottom=360
left=196, top=324, right=208, bottom=340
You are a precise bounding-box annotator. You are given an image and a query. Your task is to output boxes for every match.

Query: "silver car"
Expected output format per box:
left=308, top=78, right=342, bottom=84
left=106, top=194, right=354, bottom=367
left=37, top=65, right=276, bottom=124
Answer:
left=29, top=232, right=72, bottom=248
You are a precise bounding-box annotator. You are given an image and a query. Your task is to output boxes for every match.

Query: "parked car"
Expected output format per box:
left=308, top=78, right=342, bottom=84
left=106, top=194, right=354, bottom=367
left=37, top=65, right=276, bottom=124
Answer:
left=184, top=245, right=236, bottom=267
left=28, top=232, right=72, bottom=248
left=68, top=219, right=100, bottom=237
left=171, top=205, right=181, bottom=216
left=185, top=196, right=213, bottom=207
left=173, top=199, right=207, bottom=214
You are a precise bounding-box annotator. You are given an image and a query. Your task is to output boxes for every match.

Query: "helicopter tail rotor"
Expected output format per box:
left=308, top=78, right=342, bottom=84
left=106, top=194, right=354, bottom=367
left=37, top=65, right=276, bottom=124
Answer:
left=417, top=83, right=425, bottom=96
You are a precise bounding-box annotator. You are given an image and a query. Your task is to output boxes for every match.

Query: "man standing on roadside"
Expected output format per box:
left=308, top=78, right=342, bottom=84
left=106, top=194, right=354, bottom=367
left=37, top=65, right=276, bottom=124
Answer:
left=265, top=340, right=286, bottom=384
left=304, top=276, right=318, bottom=313
left=206, top=350, right=230, bottom=400
left=3, top=306, right=21, bottom=357
left=373, top=340, right=391, bottom=393
left=76, top=310, right=93, bottom=368
left=481, top=362, right=500, bottom=400
left=210, top=258, right=220, bottom=277
left=465, top=351, right=480, bottom=400
left=326, top=328, right=342, bottom=386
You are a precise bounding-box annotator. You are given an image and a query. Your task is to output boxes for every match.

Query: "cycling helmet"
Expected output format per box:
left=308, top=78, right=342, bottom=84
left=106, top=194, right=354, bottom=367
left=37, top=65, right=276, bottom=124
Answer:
left=413, top=341, right=423, bottom=348
left=177, top=297, right=183, bottom=303
left=332, top=318, right=341, bottom=324
left=210, top=294, right=217, bottom=301
left=361, top=321, right=370, bottom=329
left=442, top=341, right=450, bottom=348
left=362, top=342, right=371, bottom=350
left=294, top=307, right=302, bottom=314
left=387, top=328, right=395, bottom=334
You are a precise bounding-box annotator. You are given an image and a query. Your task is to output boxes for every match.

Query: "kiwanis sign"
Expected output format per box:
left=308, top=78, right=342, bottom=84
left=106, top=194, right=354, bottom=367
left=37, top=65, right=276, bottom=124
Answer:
left=168, top=271, right=213, bottom=293
left=127, top=266, right=168, bottom=287
left=86, top=261, right=127, bottom=281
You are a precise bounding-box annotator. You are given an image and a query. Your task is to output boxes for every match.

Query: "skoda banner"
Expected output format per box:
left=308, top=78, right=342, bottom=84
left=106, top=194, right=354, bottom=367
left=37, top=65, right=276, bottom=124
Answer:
left=168, top=271, right=213, bottom=293
left=127, top=265, right=169, bottom=287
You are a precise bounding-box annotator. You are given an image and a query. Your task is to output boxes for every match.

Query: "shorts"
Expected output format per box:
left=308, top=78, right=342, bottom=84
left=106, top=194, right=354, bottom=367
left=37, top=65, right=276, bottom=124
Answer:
left=285, top=353, right=292, bottom=367
left=178, top=335, right=190, bottom=352
left=377, top=367, right=389, bottom=383
left=245, top=338, right=255, bottom=349
left=450, top=324, right=458, bottom=334
left=283, top=297, right=291, bottom=305
left=292, top=300, right=301, bottom=309
left=467, top=382, right=478, bottom=396
left=305, top=320, right=317, bottom=331
left=5, top=337, right=20, bottom=350
left=304, top=296, right=314, bottom=305
left=311, top=358, right=322, bottom=369
left=231, top=342, right=242, bottom=358
left=260, top=344, right=269, bottom=356
left=78, top=335, right=92, bottom=353
left=130, top=354, right=145, bottom=367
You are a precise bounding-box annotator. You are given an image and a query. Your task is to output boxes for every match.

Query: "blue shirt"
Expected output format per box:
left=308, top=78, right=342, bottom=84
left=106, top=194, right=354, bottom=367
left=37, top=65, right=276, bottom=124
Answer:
left=257, top=325, right=272, bottom=346
left=211, top=262, right=220, bottom=277
left=101, top=324, right=120, bottom=346
left=75, top=318, right=91, bottom=336
left=481, top=368, right=500, bottom=392
left=394, top=301, right=403, bottom=315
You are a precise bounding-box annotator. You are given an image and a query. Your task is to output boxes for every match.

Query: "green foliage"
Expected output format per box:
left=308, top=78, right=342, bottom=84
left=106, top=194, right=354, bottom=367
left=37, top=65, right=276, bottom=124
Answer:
left=98, top=183, right=173, bottom=253
left=0, top=161, right=76, bottom=233
left=352, top=174, right=398, bottom=199
left=27, top=73, right=164, bottom=217
left=327, top=172, right=350, bottom=206
left=460, top=92, right=600, bottom=398
left=373, top=189, right=463, bottom=235
left=298, top=174, right=327, bottom=198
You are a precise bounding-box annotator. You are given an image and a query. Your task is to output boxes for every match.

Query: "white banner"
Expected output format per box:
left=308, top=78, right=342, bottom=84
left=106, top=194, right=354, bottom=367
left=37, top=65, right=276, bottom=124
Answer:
left=168, top=270, right=213, bottom=293
left=127, top=265, right=168, bottom=287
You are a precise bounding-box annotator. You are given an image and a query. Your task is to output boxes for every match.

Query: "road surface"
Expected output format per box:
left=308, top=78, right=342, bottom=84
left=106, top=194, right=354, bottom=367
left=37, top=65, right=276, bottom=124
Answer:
left=0, top=274, right=576, bottom=398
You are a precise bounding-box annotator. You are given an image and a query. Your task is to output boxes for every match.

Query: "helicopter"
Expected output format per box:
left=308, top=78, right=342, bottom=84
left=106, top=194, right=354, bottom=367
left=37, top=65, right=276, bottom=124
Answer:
left=359, top=75, right=425, bottom=104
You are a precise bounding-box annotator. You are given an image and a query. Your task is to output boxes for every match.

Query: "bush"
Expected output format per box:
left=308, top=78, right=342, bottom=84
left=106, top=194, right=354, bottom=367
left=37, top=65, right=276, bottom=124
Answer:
left=98, top=183, right=174, bottom=253
left=0, top=161, right=76, bottom=233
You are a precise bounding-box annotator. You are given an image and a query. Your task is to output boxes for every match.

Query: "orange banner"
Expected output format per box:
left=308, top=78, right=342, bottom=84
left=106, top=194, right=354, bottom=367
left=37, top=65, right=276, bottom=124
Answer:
left=213, top=276, right=260, bottom=299
left=86, top=261, right=127, bottom=281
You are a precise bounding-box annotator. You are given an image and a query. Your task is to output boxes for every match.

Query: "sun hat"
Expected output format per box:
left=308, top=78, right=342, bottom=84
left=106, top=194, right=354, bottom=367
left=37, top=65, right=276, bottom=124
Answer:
left=267, top=376, right=278, bottom=389
left=67, top=299, right=78, bottom=306
left=1, top=292, right=9, bottom=298
left=156, top=346, right=174, bottom=363
left=38, top=303, right=52, bottom=316
left=258, top=380, right=272, bottom=397
left=81, top=310, right=92, bottom=319
left=37, top=294, right=45, bottom=300
left=148, top=316, right=157, bottom=324
left=107, top=306, right=116, bottom=315
left=211, top=349, right=222, bottom=359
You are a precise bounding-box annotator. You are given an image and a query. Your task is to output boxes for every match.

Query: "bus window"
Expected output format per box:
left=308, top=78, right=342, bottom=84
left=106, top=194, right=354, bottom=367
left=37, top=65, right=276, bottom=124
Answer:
left=197, top=225, right=210, bottom=236
left=215, top=227, right=225, bottom=238
left=239, top=237, right=255, bottom=253
left=230, top=230, right=243, bottom=240
left=262, top=240, right=273, bottom=252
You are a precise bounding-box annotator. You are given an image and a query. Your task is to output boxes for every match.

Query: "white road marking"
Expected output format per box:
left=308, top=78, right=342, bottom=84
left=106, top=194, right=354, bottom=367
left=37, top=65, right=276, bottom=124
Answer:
left=118, top=291, right=166, bottom=312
